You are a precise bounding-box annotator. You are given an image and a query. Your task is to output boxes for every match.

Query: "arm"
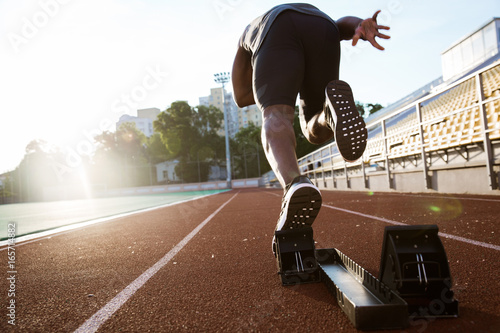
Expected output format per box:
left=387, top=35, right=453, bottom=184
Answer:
left=337, top=10, right=390, bottom=50
left=336, top=16, right=364, bottom=41
left=231, top=45, right=255, bottom=108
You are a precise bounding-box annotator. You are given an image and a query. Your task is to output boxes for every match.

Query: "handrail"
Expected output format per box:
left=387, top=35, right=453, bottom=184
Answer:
left=298, top=61, right=500, bottom=170
left=364, top=60, right=500, bottom=130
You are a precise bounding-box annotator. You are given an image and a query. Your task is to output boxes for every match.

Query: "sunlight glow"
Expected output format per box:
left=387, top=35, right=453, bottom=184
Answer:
left=77, top=166, right=93, bottom=200
left=429, top=205, right=441, bottom=212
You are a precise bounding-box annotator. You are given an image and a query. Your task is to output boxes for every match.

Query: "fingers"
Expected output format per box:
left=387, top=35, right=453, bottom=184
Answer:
left=369, top=39, right=384, bottom=51
left=371, top=11, right=391, bottom=48
left=356, top=32, right=385, bottom=50
left=370, top=32, right=388, bottom=49
left=378, top=32, right=391, bottom=40
left=353, top=11, right=390, bottom=50
left=352, top=33, right=360, bottom=47
left=361, top=31, right=388, bottom=50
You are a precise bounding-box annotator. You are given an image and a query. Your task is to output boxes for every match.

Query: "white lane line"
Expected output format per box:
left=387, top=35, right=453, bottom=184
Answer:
left=0, top=192, right=225, bottom=249
left=265, top=190, right=500, bottom=250
left=382, top=193, right=500, bottom=203
left=323, top=204, right=407, bottom=226
left=73, top=192, right=238, bottom=333
left=324, top=204, right=500, bottom=251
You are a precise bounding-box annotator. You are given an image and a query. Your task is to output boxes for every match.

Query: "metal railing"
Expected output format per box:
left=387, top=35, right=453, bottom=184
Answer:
left=298, top=61, right=500, bottom=190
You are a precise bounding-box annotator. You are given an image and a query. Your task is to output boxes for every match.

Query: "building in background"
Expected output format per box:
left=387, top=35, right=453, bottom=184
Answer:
left=155, top=160, right=226, bottom=183
left=137, top=107, right=160, bottom=121
left=199, top=87, right=262, bottom=136
left=441, top=17, right=500, bottom=82
left=155, top=160, right=179, bottom=183
left=116, top=108, right=160, bottom=137
left=199, top=87, right=240, bottom=137
left=238, top=104, right=262, bottom=129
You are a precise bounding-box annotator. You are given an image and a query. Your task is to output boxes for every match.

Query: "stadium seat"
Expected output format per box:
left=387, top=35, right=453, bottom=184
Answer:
left=299, top=65, right=499, bottom=171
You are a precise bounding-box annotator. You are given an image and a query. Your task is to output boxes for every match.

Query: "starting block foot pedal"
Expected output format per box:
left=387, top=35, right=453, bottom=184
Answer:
left=379, top=225, right=459, bottom=317
left=274, top=227, right=320, bottom=285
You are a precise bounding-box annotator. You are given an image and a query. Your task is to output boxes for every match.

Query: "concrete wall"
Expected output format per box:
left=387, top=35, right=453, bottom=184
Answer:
left=96, top=178, right=262, bottom=197
left=313, top=160, right=499, bottom=196
left=309, top=138, right=500, bottom=196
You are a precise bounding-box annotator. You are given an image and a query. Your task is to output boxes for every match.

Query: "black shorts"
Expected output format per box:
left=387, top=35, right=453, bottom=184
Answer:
left=253, top=11, right=340, bottom=122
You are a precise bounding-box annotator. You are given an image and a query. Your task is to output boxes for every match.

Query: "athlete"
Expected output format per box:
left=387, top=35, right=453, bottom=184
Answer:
left=231, top=4, right=390, bottom=254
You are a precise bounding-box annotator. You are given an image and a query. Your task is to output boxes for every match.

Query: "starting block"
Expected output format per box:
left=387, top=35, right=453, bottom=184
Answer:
left=274, top=224, right=458, bottom=330
left=378, top=225, right=459, bottom=317
left=274, top=227, right=320, bottom=285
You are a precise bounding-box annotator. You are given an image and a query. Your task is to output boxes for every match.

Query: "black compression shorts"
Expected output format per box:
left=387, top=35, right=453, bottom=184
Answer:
left=252, top=10, right=340, bottom=122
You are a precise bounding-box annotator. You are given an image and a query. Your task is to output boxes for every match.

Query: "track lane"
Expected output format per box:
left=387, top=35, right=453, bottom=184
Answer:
left=320, top=191, right=500, bottom=245
left=322, top=204, right=500, bottom=251
left=1, top=189, right=499, bottom=332
left=74, top=192, right=238, bottom=332
left=96, top=188, right=348, bottom=332
left=0, top=191, right=235, bottom=332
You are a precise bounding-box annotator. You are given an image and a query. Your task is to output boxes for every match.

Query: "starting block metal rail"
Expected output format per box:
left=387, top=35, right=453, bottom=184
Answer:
left=274, top=224, right=458, bottom=331
left=316, top=248, right=409, bottom=330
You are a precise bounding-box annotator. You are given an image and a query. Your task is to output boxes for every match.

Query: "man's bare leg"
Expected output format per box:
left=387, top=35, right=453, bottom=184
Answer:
left=299, top=110, right=334, bottom=145
left=262, top=104, right=322, bottom=255
left=261, top=104, right=300, bottom=188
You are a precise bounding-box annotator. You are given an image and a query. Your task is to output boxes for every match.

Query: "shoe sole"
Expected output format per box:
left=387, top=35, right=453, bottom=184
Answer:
left=325, top=80, right=367, bottom=162
left=276, top=184, right=322, bottom=231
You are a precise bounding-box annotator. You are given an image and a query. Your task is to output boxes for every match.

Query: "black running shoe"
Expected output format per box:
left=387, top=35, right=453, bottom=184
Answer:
left=272, top=176, right=322, bottom=256
left=324, top=80, right=367, bottom=162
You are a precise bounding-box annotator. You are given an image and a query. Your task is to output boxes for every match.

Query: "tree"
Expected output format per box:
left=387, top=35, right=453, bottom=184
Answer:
left=146, top=133, right=171, bottom=164
left=366, top=103, right=384, bottom=116
left=93, top=123, right=151, bottom=188
left=232, top=122, right=270, bottom=179
left=0, top=172, right=16, bottom=204
left=14, top=139, right=70, bottom=202
left=356, top=101, right=366, bottom=117
left=115, top=122, right=147, bottom=164
left=153, top=101, right=225, bottom=183
left=355, top=101, right=384, bottom=118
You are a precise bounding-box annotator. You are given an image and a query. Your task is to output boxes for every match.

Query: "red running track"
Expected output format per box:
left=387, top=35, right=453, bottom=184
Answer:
left=1, top=189, right=499, bottom=332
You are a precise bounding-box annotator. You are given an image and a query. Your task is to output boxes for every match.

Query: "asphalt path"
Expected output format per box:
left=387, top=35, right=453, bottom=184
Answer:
left=1, top=189, right=499, bottom=332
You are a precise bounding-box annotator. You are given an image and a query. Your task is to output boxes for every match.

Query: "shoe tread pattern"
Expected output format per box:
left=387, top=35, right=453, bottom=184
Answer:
left=326, top=80, right=367, bottom=162
left=281, top=187, right=322, bottom=230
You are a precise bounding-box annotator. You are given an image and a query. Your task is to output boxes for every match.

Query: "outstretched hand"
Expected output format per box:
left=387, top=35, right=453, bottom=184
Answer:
left=352, top=10, right=390, bottom=50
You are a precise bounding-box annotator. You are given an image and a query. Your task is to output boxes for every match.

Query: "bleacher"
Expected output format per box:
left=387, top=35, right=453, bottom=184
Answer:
left=366, top=66, right=500, bottom=161
left=297, top=58, right=500, bottom=194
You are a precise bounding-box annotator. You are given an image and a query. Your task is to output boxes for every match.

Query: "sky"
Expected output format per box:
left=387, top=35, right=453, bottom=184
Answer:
left=1, top=0, right=499, bottom=173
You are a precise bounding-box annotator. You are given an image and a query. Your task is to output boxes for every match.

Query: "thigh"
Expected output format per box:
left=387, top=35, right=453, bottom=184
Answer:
left=252, top=12, right=304, bottom=110
left=298, top=15, right=341, bottom=122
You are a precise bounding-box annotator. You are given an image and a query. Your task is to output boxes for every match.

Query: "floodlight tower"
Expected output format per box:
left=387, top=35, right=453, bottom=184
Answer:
left=214, top=72, right=232, bottom=188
